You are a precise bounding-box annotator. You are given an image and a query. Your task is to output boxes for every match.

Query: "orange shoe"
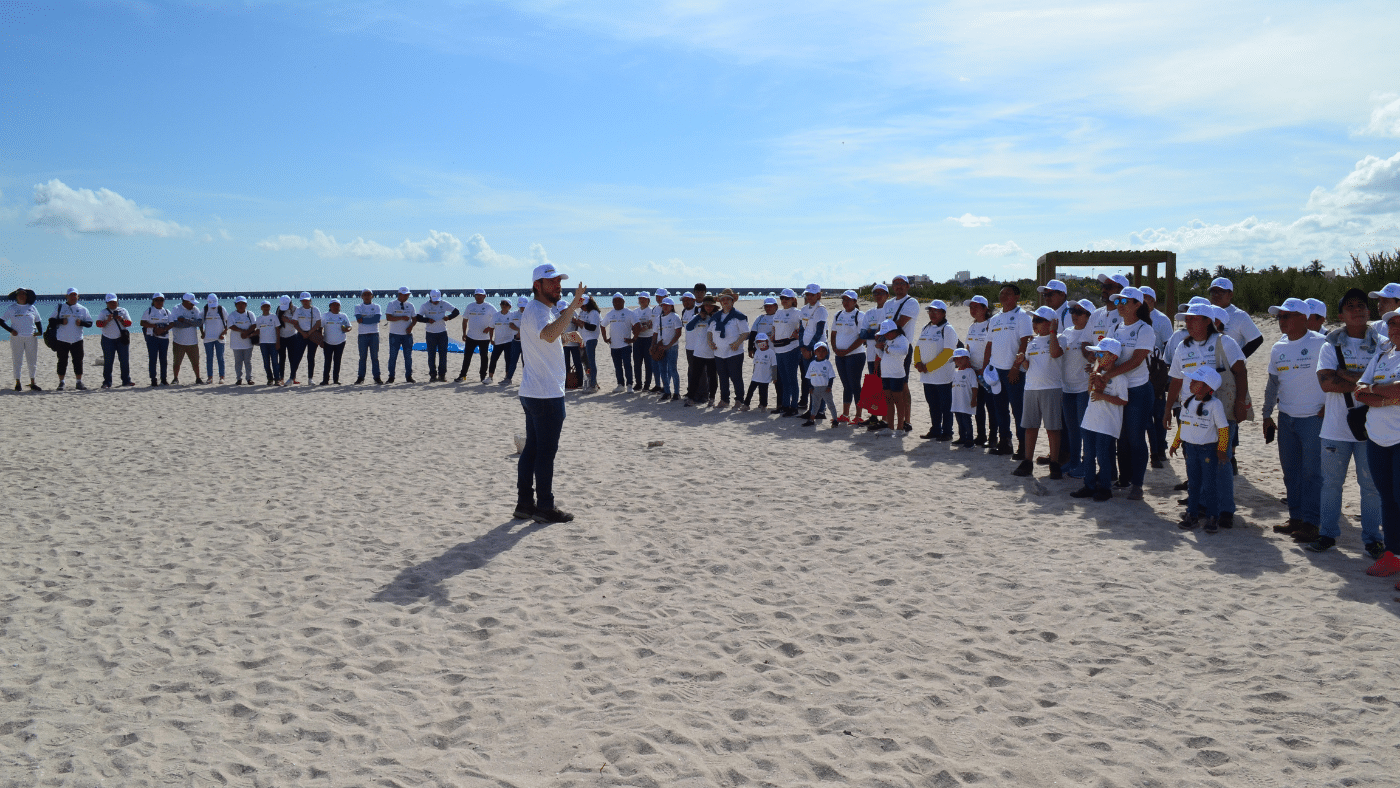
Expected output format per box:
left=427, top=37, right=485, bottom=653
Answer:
left=1366, top=552, right=1400, bottom=577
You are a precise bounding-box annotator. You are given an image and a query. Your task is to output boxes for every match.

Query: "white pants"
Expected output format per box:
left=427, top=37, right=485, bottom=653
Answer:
left=11, top=335, right=37, bottom=380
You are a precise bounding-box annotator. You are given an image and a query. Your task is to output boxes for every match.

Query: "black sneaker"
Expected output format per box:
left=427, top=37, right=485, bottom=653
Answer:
left=973, top=435, right=987, bottom=446
left=374, top=377, right=384, bottom=385
left=405, top=375, right=416, bottom=383
left=902, top=422, right=915, bottom=432
left=1202, top=517, right=1219, bottom=534
left=354, top=377, right=365, bottom=384
left=1092, top=489, right=1112, bottom=502
left=1303, top=536, right=1335, bottom=553
left=801, top=419, right=815, bottom=427
left=1366, top=541, right=1386, bottom=559
left=1173, top=480, right=1189, bottom=491
left=1012, top=460, right=1033, bottom=477
left=1217, top=512, right=1234, bottom=529
left=920, top=430, right=937, bottom=439
left=387, top=375, right=396, bottom=384
left=1070, top=486, right=1096, bottom=498
left=531, top=507, right=575, bottom=524
left=1048, top=462, right=1062, bottom=480
left=511, top=503, right=536, bottom=520
left=1178, top=512, right=1198, bottom=530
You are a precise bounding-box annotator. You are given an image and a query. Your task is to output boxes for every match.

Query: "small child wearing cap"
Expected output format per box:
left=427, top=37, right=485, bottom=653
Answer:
left=949, top=349, right=979, bottom=446
left=873, top=319, right=912, bottom=433
left=1170, top=366, right=1230, bottom=533
left=745, top=333, right=776, bottom=410
left=1072, top=338, right=1130, bottom=501
left=803, top=342, right=838, bottom=427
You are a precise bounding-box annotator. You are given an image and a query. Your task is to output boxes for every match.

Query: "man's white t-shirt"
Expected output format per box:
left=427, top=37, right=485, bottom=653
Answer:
left=988, top=307, right=1032, bottom=370
left=1087, top=306, right=1123, bottom=345
left=1361, top=348, right=1400, bottom=447
left=1269, top=333, right=1327, bottom=418
left=916, top=322, right=958, bottom=385
left=321, top=312, right=352, bottom=345
left=632, top=304, right=658, bottom=338
left=1023, top=333, right=1062, bottom=391
left=227, top=309, right=257, bottom=351
left=96, top=306, right=131, bottom=340
left=519, top=299, right=565, bottom=399
left=386, top=299, right=416, bottom=335
left=462, top=301, right=498, bottom=340
left=168, top=304, right=202, bottom=346
left=603, top=308, right=635, bottom=350
left=418, top=299, right=457, bottom=334
left=1111, top=319, right=1154, bottom=388
left=886, top=296, right=920, bottom=345
left=1318, top=337, right=1373, bottom=442
left=354, top=302, right=382, bottom=335
left=1223, top=304, right=1263, bottom=351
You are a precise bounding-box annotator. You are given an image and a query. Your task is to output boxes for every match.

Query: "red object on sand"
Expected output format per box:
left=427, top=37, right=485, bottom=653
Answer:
left=859, top=373, right=886, bottom=416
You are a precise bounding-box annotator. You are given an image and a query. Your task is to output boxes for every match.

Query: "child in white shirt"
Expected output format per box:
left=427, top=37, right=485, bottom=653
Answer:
left=745, top=333, right=777, bottom=410
left=950, top=349, right=979, bottom=446
left=1171, top=366, right=1231, bottom=533
left=803, top=342, right=838, bottom=427
left=1072, top=338, right=1130, bottom=501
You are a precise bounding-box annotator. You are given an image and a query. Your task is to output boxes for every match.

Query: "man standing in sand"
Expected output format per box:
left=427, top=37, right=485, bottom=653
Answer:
left=169, top=293, right=204, bottom=385
left=457, top=288, right=498, bottom=383
left=516, top=263, right=586, bottom=525
left=385, top=286, right=417, bottom=384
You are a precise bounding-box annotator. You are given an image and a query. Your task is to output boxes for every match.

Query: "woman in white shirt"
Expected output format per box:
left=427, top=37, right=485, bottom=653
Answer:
left=964, top=295, right=993, bottom=445
left=1356, top=309, right=1400, bottom=576
left=139, top=293, right=172, bottom=386
left=202, top=294, right=229, bottom=384
left=572, top=296, right=602, bottom=390
left=829, top=290, right=866, bottom=423
left=709, top=289, right=749, bottom=409
left=914, top=300, right=958, bottom=440
left=254, top=301, right=284, bottom=385
left=487, top=300, right=521, bottom=385
left=654, top=297, right=684, bottom=401
left=2, top=288, right=42, bottom=390
left=95, top=294, right=135, bottom=389
left=1098, top=286, right=1155, bottom=500
left=226, top=296, right=258, bottom=385
left=319, top=299, right=352, bottom=385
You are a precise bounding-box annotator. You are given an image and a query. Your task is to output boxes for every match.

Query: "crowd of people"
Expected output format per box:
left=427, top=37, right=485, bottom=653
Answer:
left=7, top=274, right=1400, bottom=585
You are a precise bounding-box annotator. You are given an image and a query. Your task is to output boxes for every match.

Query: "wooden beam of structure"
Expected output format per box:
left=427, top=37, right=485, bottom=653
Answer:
left=1035, top=250, right=1177, bottom=313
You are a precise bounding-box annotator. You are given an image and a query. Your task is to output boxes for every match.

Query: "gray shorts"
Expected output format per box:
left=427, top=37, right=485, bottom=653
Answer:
left=1020, top=387, right=1063, bottom=430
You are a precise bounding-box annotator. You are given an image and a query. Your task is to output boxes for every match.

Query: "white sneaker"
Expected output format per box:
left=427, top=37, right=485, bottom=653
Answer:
left=487, top=375, right=494, bottom=383
left=612, top=385, right=626, bottom=393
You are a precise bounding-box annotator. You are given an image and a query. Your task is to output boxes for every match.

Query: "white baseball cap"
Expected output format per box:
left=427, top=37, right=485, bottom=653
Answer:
left=654, top=288, right=668, bottom=298
left=872, top=283, right=889, bottom=293
left=397, top=286, right=411, bottom=295
left=1268, top=297, right=1309, bottom=316
left=65, top=287, right=78, bottom=295
left=516, top=297, right=529, bottom=307
left=1071, top=299, right=1095, bottom=313
left=532, top=263, right=566, bottom=281
left=329, top=298, right=341, bottom=305
left=841, top=289, right=858, bottom=300
left=1178, top=295, right=1209, bottom=312
left=892, top=274, right=909, bottom=284
left=1036, top=279, right=1067, bottom=295
left=299, top=291, right=312, bottom=300
left=206, top=293, right=219, bottom=304
left=474, top=287, right=486, bottom=295
left=637, top=291, right=650, bottom=300
left=1117, top=286, right=1143, bottom=302
left=104, top=293, right=117, bottom=302
left=183, top=292, right=196, bottom=302
left=1209, top=277, right=1234, bottom=291
left=661, top=296, right=676, bottom=306
left=1304, top=297, right=1327, bottom=318
left=362, top=288, right=374, bottom=295
left=1211, top=305, right=1229, bottom=324
left=756, top=332, right=769, bottom=341
left=952, top=348, right=970, bottom=358
left=1186, top=365, right=1222, bottom=391
left=235, top=296, right=248, bottom=304
left=429, top=289, right=442, bottom=301
left=1096, top=273, right=1130, bottom=288
left=927, top=299, right=949, bottom=311
left=1381, top=310, right=1400, bottom=324
left=804, top=283, right=822, bottom=295
left=151, top=292, right=165, bottom=300
left=1032, top=305, right=1058, bottom=321
left=278, top=295, right=292, bottom=306
left=611, top=292, right=625, bottom=300
left=1177, top=303, right=1216, bottom=320
left=763, top=296, right=777, bottom=305
left=1368, top=283, right=1400, bottom=300
left=780, top=288, right=797, bottom=298
left=1087, top=337, right=1122, bottom=355
left=681, top=292, right=695, bottom=301
left=1139, top=285, right=1156, bottom=300
left=814, top=341, right=829, bottom=351
left=970, top=295, right=988, bottom=307
left=983, top=366, right=1002, bottom=394
left=878, top=319, right=899, bottom=334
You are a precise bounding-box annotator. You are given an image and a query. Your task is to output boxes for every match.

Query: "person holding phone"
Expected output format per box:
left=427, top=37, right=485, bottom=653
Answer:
left=52, top=288, right=93, bottom=390
left=95, top=294, right=135, bottom=388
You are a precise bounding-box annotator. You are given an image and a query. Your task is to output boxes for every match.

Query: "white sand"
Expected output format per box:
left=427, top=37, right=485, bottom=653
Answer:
left=3, top=300, right=1399, bottom=786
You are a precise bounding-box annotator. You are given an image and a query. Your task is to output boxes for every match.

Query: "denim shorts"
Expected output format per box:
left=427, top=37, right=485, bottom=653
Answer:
left=882, top=377, right=906, bottom=393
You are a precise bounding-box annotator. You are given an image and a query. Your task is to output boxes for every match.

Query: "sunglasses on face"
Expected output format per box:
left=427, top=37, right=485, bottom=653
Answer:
left=1111, top=297, right=1131, bottom=306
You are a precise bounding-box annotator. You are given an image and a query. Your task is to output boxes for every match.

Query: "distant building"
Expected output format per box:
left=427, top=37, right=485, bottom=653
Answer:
left=910, top=274, right=933, bottom=285
left=954, top=271, right=971, bottom=283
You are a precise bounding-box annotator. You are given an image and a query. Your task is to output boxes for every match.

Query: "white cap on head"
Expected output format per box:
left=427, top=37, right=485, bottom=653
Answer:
left=532, top=263, right=567, bottom=281
left=928, top=299, right=948, bottom=311
left=1187, top=365, right=1222, bottom=390
left=878, top=319, right=898, bottom=334
left=804, top=283, right=822, bottom=295
left=1139, top=285, right=1156, bottom=300
left=1032, top=305, right=1058, bottom=321
left=952, top=348, right=969, bottom=358
left=1178, top=303, right=1216, bottom=320
left=611, top=292, right=624, bottom=300
left=970, top=294, right=988, bottom=307
left=329, top=298, right=340, bottom=305
left=1179, top=295, right=1209, bottom=311
left=873, top=283, right=889, bottom=293
left=235, top=296, right=248, bottom=304
left=65, top=287, right=78, bottom=295
left=151, top=292, right=165, bottom=300
left=1118, top=286, right=1143, bottom=302
left=1209, top=277, right=1234, bottom=291
left=755, top=332, right=769, bottom=341
left=580, top=294, right=590, bottom=304
left=474, top=288, right=485, bottom=295
left=362, top=288, right=373, bottom=295
left=636, top=291, right=650, bottom=299
left=681, top=292, right=695, bottom=301
left=299, top=291, right=311, bottom=300
left=516, top=296, right=529, bottom=307
left=983, top=366, right=1002, bottom=394
left=1072, top=299, right=1095, bottom=313
left=278, top=295, right=292, bottom=306
left=655, top=288, right=668, bottom=298
left=1268, top=297, right=1309, bottom=316
left=1368, top=283, right=1400, bottom=300
left=430, top=288, right=442, bottom=301
left=780, top=288, right=797, bottom=298
left=661, top=296, right=676, bottom=306
left=261, top=300, right=271, bottom=306
left=814, top=341, right=828, bottom=351
left=892, top=274, right=909, bottom=284
left=763, top=296, right=777, bottom=305
left=1304, top=297, right=1327, bottom=318
left=841, top=289, right=858, bottom=300
left=1211, top=305, right=1229, bottom=324
left=397, top=286, right=411, bottom=295
left=183, top=292, right=196, bottom=302
left=104, top=293, right=118, bottom=302
left=1087, top=337, right=1122, bottom=355
left=1381, top=309, right=1400, bottom=324
left=1097, top=273, right=1130, bottom=288
left=207, top=293, right=219, bottom=305
left=1036, top=279, right=1067, bottom=295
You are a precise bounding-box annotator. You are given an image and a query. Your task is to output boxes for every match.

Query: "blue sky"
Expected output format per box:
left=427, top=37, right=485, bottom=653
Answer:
left=2, top=0, right=1399, bottom=294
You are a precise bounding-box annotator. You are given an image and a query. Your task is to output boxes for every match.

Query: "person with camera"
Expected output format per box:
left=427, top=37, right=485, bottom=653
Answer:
left=168, top=293, right=205, bottom=385
left=95, top=294, right=135, bottom=388
left=51, top=287, right=93, bottom=391
left=1, top=287, right=42, bottom=391
left=139, top=293, right=172, bottom=386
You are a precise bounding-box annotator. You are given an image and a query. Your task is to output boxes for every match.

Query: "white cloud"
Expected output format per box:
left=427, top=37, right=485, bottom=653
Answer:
left=977, top=240, right=1031, bottom=259
left=27, top=179, right=189, bottom=236
left=257, top=228, right=549, bottom=269
left=1304, top=151, right=1400, bottom=216
left=636, top=257, right=708, bottom=278
left=1357, top=94, right=1400, bottom=138
left=947, top=212, right=991, bottom=227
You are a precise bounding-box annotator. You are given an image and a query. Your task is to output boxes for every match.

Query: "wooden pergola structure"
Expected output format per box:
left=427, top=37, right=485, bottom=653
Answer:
left=1036, top=250, right=1177, bottom=310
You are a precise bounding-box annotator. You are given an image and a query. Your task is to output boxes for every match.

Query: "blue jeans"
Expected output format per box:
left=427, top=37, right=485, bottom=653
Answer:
left=775, top=351, right=800, bottom=409
left=259, top=344, right=281, bottom=382
left=101, top=335, right=131, bottom=386
left=489, top=339, right=520, bottom=382
left=798, top=353, right=812, bottom=409
left=518, top=396, right=566, bottom=510
left=1082, top=430, right=1117, bottom=492
left=991, top=367, right=1024, bottom=448
left=1216, top=422, right=1238, bottom=514
left=923, top=383, right=952, bottom=437
left=835, top=354, right=864, bottom=407
left=565, top=345, right=582, bottom=381
left=1062, top=391, right=1089, bottom=471
left=1119, top=383, right=1154, bottom=487
left=716, top=354, right=744, bottom=403
left=633, top=336, right=654, bottom=387
left=357, top=333, right=380, bottom=380
left=1148, top=393, right=1167, bottom=459
left=610, top=345, right=634, bottom=386
left=285, top=333, right=308, bottom=380
left=144, top=334, right=168, bottom=381
left=1319, top=438, right=1382, bottom=542
left=583, top=339, right=599, bottom=387
left=388, top=333, right=413, bottom=376
left=425, top=331, right=448, bottom=378
left=1366, top=439, right=1400, bottom=554
left=1183, top=442, right=1220, bottom=518
left=955, top=412, right=973, bottom=441
left=1278, top=412, right=1323, bottom=525
left=658, top=345, right=680, bottom=395
left=204, top=340, right=225, bottom=379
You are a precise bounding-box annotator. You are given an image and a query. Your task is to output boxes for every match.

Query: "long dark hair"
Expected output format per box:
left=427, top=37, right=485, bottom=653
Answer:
left=1184, top=316, right=1218, bottom=347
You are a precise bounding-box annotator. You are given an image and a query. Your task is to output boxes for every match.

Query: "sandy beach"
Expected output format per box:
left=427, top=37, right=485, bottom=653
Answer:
left=3, top=298, right=1399, bottom=787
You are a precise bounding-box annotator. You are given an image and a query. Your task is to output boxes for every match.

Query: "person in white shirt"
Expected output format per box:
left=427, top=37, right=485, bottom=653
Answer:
left=1304, top=298, right=1328, bottom=335
left=986, top=284, right=1033, bottom=455
left=949, top=349, right=979, bottom=446
left=771, top=288, right=803, bottom=415
left=914, top=300, right=958, bottom=440
left=828, top=290, right=865, bottom=424
left=254, top=301, right=284, bottom=385
left=353, top=289, right=383, bottom=385
left=1169, top=366, right=1231, bottom=533
left=385, top=286, right=417, bottom=384
left=456, top=288, right=497, bottom=383
left=601, top=292, right=638, bottom=393
left=710, top=289, right=750, bottom=409
left=964, top=294, right=992, bottom=444
left=872, top=319, right=912, bottom=433
left=802, top=342, right=838, bottom=427
left=1036, top=279, right=1071, bottom=327
left=1355, top=309, right=1400, bottom=576
left=285, top=292, right=321, bottom=386
left=1207, top=277, right=1265, bottom=358
left=51, top=287, right=94, bottom=390
left=573, top=295, right=602, bottom=391
left=417, top=289, right=460, bottom=383
left=1261, top=297, right=1328, bottom=540
left=745, top=332, right=777, bottom=410
left=1086, top=274, right=1128, bottom=347
left=95, top=294, right=135, bottom=389
left=1368, top=283, right=1400, bottom=346
left=797, top=283, right=829, bottom=415
left=1013, top=306, right=1065, bottom=479
left=678, top=293, right=703, bottom=402
left=168, top=292, right=204, bottom=385
left=654, top=296, right=683, bottom=401
left=1072, top=337, right=1130, bottom=502
left=202, top=294, right=230, bottom=384
left=2, top=288, right=42, bottom=390
left=1100, top=286, right=1156, bottom=500
left=139, top=293, right=172, bottom=386
left=887, top=275, right=921, bottom=377
left=684, top=294, right=720, bottom=406
left=486, top=299, right=522, bottom=385
left=318, top=299, right=353, bottom=385
left=515, top=263, right=586, bottom=525
left=1308, top=288, right=1384, bottom=556
left=632, top=291, right=658, bottom=392
left=1140, top=286, right=1174, bottom=466
left=274, top=294, right=297, bottom=383
left=1058, top=299, right=1095, bottom=480
left=226, top=296, right=258, bottom=385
